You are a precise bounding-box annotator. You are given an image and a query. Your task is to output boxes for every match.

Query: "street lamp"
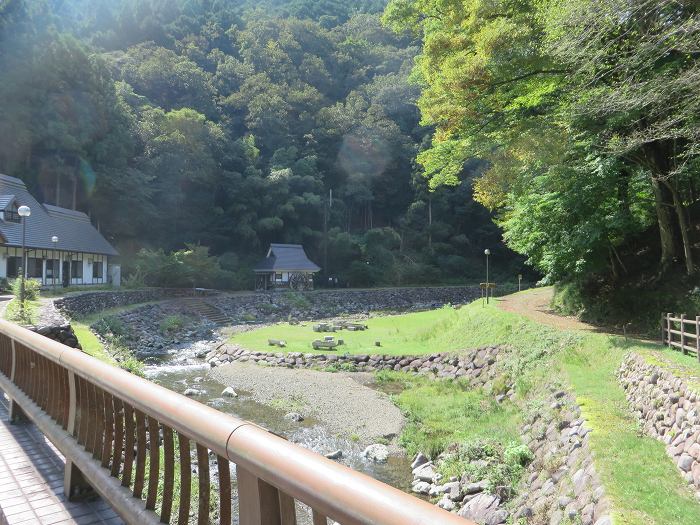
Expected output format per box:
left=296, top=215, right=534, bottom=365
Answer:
left=51, top=236, right=58, bottom=291
left=18, top=205, right=31, bottom=310
left=484, top=248, right=491, bottom=304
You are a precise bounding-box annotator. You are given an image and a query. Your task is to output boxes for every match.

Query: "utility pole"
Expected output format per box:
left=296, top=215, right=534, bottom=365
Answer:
left=323, top=189, right=332, bottom=284
left=485, top=248, right=491, bottom=304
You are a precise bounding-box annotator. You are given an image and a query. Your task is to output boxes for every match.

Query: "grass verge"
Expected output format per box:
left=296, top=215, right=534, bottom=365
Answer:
left=454, top=297, right=700, bottom=525
left=376, top=372, right=522, bottom=458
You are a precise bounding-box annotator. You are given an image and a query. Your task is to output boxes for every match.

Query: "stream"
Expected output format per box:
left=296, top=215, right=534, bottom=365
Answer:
left=142, top=339, right=414, bottom=493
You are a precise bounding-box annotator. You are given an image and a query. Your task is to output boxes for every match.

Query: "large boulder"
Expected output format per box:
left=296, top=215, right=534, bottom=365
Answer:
left=458, top=493, right=505, bottom=524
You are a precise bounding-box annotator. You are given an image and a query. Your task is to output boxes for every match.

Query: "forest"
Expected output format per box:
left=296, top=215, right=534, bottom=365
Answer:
left=0, top=0, right=522, bottom=289
left=383, top=0, right=700, bottom=320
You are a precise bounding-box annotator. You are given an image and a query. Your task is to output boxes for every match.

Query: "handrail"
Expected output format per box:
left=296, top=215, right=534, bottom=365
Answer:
left=0, top=318, right=472, bottom=525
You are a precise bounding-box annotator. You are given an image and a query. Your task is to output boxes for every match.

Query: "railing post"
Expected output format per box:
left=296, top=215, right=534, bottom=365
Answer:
left=667, top=312, right=673, bottom=349
left=64, top=370, right=94, bottom=500
left=696, top=316, right=700, bottom=361
left=9, top=339, right=26, bottom=423
left=681, top=314, right=687, bottom=354
left=661, top=313, right=665, bottom=345
left=237, top=465, right=283, bottom=525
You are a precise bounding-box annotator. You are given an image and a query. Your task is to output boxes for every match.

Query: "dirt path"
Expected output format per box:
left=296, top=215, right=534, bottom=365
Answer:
left=210, top=362, right=404, bottom=446
left=496, top=287, right=596, bottom=331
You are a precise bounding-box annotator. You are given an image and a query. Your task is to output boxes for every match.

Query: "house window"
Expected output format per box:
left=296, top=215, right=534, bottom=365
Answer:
left=275, top=272, right=283, bottom=281
left=26, top=258, right=42, bottom=278
left=71, top=261, right=83, bottom=278
left=93, top=261, right=103, bottom=279
left=46, top=259, right=59, bottom=278
left=6, top=256, right=20, bottom=278
left=3, top=209, right=20, bottom=223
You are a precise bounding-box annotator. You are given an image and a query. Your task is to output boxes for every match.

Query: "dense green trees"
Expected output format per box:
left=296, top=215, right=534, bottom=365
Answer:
left=0, top=0, right=521, bottom=287
left=384, top=0, right=700, bottom=285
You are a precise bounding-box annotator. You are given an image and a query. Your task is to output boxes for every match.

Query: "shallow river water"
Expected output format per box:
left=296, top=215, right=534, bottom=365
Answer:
left=143, top=340, right=413, bottom=493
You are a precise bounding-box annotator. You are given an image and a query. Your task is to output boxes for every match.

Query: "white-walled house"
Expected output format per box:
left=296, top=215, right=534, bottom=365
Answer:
left=0, top=174, right=119, bottom=288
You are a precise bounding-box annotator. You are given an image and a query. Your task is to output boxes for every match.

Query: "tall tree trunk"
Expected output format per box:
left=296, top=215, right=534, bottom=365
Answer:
left=663, top=179, right=695, bottom=275
left=651, top=178, right=680, bottom=272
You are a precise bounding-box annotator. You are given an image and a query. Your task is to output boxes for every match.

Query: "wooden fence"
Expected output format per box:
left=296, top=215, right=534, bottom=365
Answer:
left=661, top=313, right=700, bottom=359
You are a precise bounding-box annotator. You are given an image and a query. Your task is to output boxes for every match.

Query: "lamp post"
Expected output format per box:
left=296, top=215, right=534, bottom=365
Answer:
left=51, top=236, right=58, bottom=291
left=484, top=248, right=491, bottom=304
left=18, top=205, right=31, bottom=310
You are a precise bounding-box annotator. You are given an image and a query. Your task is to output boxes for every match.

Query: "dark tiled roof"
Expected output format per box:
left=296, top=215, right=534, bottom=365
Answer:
left=253, top=243, right=320, bottom=272
left=0, top=195, right=16, bottom=209
left=0, top=174, right=118, bottom=256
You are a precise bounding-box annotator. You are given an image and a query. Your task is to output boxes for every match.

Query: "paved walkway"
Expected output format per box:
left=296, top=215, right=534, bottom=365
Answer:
left=0, top=393, right=123, bottom=525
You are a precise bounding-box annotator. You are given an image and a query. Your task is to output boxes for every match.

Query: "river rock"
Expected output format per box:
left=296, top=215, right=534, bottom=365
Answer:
left=362, top=444, right=389, bottom=463
left=411, top=481, right=431, bottom=495
left=457, top=493, right=502, bottom=523
left=285, top=412, right=304, bottom=422
left=184, top=388, right=203, bottom=396
left=411, top=452, right=429, bottom=470
left=221, top=387, right=238, bottom=397
left=413, top=462, right=436, bottom=482
left=325, top=450, right=343, bottom=460
left=462, top=479, right=488, bottom=495
left=437, top=496, right=455, bottom=511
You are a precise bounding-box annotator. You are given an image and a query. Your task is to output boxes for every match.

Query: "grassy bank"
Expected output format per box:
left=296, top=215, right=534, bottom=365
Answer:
left=70, top=302, right=160, bottom=375
left=376, top=372, right=522, bottom=458
left=463, top=298, right=700, bottom=524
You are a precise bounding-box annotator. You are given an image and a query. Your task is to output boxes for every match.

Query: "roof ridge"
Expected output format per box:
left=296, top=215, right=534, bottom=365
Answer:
left=0, top=174, right=27, bottom=189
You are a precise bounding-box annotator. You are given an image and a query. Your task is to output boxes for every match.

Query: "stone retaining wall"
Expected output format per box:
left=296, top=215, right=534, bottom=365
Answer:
left=618, top=353, right=700, bottom=493
left=54, top=288, right=202, bottom=317
left=212, top=286, right=480, bottom=322
left=207, top=345, right=510, bottom=392
left=512, top=391, right=610, bottom=525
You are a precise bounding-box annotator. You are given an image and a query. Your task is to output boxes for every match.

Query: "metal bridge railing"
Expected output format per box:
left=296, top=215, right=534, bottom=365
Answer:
left=0, top=319, right=471, bottom=525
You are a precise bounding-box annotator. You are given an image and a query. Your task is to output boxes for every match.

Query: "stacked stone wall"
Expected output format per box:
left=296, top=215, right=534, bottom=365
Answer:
left=54, top=288, right=204, bottom=317
left=618, top=353, right=700, bottom=494
left=206, top=345, right=510, bottom=391
left=511, top=391, right=610, bottom=525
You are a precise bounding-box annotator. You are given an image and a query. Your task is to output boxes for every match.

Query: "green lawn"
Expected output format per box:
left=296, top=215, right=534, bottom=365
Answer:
left=230, top=306, right=469, bottom=355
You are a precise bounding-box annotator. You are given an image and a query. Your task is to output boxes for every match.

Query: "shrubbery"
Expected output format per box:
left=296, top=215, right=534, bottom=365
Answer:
left=5, top=279, right=41, bottom=324
left=126, top=245, right=237, bottom=289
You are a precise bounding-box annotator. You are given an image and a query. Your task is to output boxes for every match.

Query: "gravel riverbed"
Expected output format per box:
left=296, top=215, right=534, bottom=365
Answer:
left=210, top=362, right=404, bottom=447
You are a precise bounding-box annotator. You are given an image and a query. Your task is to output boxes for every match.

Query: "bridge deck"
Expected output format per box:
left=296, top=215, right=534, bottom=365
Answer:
left=0, top=393, right=123, bottom=525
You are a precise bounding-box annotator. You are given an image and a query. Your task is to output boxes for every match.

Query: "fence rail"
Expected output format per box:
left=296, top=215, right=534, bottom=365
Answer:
left=661, top=313, right=700, bottom=359
left=0, top=319, right=471, bottom=525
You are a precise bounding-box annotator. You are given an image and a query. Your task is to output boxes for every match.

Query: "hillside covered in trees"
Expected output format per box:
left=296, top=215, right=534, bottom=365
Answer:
left=0, top=0, right=525, bottom=289
left=384, top=0, right=700, bottom=323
